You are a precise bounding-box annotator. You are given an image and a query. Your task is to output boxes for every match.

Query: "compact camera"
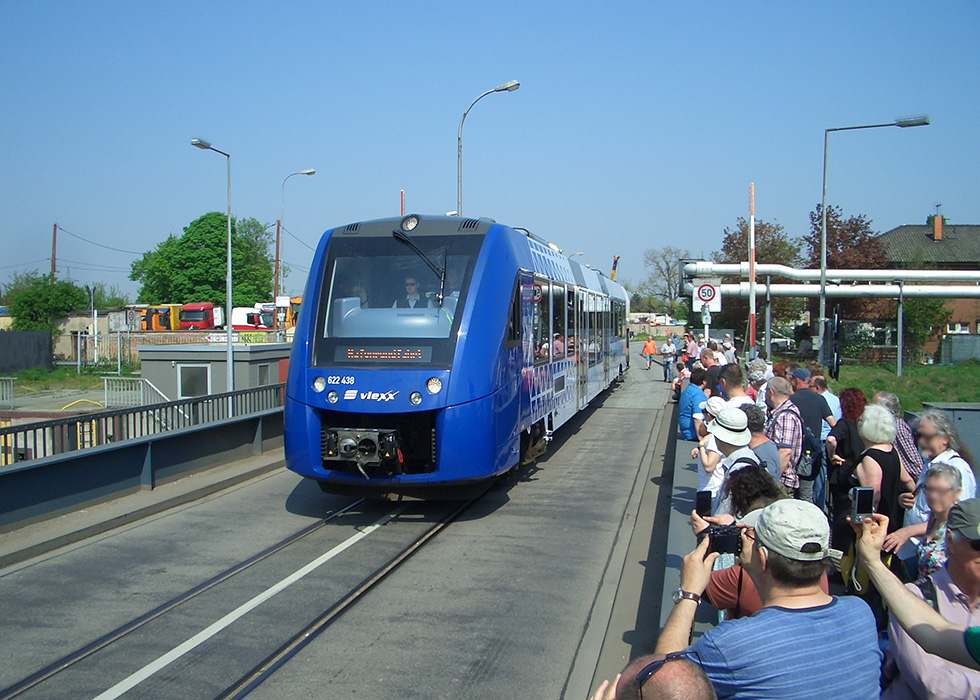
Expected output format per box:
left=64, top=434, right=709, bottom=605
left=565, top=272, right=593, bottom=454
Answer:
left=706, top=524, right=742, bottom=555
left=850, top=486, right=875, bottom=524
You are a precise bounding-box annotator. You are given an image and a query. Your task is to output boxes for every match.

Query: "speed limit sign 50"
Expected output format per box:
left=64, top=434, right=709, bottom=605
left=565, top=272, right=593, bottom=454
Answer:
left=692, top=278, right=721, bottom=312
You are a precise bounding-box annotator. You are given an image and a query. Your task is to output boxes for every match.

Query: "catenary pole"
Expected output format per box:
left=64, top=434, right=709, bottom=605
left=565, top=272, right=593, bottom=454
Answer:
left=749, top=183, right=756, bottom=358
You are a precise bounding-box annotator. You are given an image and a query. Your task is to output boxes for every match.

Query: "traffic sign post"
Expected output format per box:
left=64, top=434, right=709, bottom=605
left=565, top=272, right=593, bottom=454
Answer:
left=701, top=303, right=712, bottom=344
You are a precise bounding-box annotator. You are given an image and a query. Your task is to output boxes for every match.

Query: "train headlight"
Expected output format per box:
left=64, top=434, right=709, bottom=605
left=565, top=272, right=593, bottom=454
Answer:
left=425, top=377, right=443, bottom=394
left=401, top=214, right=420, bottom=232
left=409, top=392, right=423, bottom=405
left=327, top=391, right=339, bottom=404
left=313, top=376, right=326, bottom=393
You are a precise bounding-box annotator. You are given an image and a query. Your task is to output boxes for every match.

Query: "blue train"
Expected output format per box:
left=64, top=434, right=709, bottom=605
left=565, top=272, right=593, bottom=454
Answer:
left=284, top=214, right=629, bottom=498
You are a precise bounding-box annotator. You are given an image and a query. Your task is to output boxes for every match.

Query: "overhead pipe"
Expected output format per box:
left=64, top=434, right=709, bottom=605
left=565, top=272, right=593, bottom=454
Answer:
left=684, top=282, right=980, bottom=299
left=683, top=261, right=980, bottom=284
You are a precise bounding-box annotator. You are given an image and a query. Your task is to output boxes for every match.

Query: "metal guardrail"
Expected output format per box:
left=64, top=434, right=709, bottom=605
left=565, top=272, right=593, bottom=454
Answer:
left=102, top=376, right=172, bottom=408
left=0, top=383, right=284, bottom=467
left=0, top=378, right=13, bottom=410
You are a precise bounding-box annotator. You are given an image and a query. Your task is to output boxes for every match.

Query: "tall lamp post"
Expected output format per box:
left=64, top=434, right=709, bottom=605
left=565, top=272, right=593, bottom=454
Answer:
left=276, top=169, right=316, bottom=324
left=190, top=137, right=235, bottom=404
left=457, top=79, right=519, bottom=217
left=817, top=115, right=929, bottom=364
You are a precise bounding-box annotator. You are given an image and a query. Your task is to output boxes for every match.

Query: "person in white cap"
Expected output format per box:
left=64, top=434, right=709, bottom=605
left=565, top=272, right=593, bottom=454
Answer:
left=655, top=499, right=882, bottom=699
left=723, top=340, right=737, bottom=365
left=707, top=406, right=762, bottom=514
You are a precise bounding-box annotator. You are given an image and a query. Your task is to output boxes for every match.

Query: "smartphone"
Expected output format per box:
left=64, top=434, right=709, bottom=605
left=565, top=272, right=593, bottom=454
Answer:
left=850, top=486, right=875, bottom=523
left=696, top=490, right=713, bottom=518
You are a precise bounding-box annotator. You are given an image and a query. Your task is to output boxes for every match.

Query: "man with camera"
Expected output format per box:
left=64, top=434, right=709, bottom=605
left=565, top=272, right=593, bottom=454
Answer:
left=654, top=499, right=881, bottom=699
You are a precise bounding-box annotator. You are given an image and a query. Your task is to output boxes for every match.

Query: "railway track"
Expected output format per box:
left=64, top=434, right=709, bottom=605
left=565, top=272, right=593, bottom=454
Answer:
left=0, top=499, right=367, bottom=699
left=0, top=489, right=487, bottom=700
left=213, top=491, right=485, bottom=700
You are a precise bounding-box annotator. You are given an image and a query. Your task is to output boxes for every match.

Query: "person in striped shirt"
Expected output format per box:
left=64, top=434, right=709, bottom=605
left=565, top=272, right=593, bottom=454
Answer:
left=763, top=377, right=802, bottom=494
left=654, top=500, right=881, bottom=699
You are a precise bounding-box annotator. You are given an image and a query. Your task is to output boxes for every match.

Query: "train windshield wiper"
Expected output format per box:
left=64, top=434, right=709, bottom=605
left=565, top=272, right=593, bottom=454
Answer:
left=392, top=230, right=447, bottom=306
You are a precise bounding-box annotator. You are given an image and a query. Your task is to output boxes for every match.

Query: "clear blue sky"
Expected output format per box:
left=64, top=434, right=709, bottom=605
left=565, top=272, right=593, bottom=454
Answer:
left=2, top=1, right=978, bottom=299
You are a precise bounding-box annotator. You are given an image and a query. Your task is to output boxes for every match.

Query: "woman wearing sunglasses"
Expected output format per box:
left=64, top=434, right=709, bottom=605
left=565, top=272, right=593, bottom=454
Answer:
left=885, top=409, right=978, bottom=559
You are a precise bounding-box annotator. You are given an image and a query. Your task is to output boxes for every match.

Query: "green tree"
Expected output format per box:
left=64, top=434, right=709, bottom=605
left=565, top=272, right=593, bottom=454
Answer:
left=903, top=297, right=952, bottom=362
left=92, top=282, right=129, bottom=308
left=2, top=269, right=44, bottom=304
left=619, top=277, right=663, bottom=313
left=6, top=272, right=88, bottom=331
left=711, top=217, right=805, bottom=330
left=130, top=213, right=274, bottom=306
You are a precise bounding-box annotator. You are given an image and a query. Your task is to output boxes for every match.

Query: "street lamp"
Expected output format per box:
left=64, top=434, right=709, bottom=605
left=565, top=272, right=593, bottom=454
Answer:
left=817, top=115, right=929, bottom=364
left=276, top=169, right=316, bottom=317
left=457, top=79, right=519, bottom=216
left=191, top=137, right=235, bottom=404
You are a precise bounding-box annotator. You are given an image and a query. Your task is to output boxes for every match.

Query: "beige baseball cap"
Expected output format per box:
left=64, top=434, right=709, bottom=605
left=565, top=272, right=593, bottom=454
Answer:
left=740, top=499, right=830, bottom=562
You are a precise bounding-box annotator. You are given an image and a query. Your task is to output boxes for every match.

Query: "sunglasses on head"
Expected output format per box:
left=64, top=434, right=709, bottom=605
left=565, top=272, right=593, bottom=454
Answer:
left=636, top=651, right=701, bottom=697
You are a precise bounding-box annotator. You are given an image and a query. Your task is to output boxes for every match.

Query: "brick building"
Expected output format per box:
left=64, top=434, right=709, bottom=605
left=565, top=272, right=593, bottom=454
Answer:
left=878, top=215, right=980, bottom=354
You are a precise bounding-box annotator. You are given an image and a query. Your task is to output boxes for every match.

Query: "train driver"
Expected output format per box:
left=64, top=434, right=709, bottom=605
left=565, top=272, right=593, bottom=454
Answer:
left=392, top=276, right=423, bottom=308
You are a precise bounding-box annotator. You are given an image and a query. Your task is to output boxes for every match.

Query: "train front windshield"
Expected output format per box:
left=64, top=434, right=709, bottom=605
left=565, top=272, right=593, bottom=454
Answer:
left=312, top=233, right=484, bottom=367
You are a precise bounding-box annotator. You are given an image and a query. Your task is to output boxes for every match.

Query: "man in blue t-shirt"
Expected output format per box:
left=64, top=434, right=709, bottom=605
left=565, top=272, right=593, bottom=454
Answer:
left=654, top=500, right=882, bottom=699
left=678, top=367, right=708, bottom=441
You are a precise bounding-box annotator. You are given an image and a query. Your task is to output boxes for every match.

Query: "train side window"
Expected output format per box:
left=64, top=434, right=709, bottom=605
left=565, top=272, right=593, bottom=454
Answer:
left=552, top=284, right=566, bottom=360
left=505, top=279, right=521, bottom=349
left=533, top=278, right=551, bottom=365
left=567, top=288, right=577, bottom=356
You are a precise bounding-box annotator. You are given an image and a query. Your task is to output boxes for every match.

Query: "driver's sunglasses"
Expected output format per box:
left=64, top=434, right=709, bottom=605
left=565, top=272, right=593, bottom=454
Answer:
left=405, top=282, right=418, bottom=287
left=636, top=651, right=701, bottom=697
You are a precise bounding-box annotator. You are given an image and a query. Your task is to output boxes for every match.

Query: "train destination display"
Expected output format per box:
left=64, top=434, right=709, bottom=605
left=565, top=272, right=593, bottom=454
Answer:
left=336, top=346, right=433, bottom=363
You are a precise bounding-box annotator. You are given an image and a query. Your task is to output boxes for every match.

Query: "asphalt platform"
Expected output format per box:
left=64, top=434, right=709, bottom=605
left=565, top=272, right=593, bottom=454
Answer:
left=0, top=349, right=684, bottom=699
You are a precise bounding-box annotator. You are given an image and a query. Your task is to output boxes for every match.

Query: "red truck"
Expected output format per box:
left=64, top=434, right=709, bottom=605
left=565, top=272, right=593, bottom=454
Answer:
left=179, top=302, right=225, bottom=330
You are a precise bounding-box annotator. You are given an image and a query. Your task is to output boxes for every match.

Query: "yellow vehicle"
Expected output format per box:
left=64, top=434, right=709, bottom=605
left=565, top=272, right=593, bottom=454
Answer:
left=142, top=304, right=183, bottom=331
left=285, top=296, right=302, bottom=328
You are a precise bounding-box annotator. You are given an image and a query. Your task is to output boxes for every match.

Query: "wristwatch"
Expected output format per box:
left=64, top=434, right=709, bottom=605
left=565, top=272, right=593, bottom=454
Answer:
left=672, top=588, right=701, bottom=605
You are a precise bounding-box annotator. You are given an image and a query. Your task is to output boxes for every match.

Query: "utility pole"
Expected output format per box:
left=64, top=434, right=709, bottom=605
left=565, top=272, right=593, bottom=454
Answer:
left=273, top=219, right=281, bottom=327
left=51, top=223, right=57, bottom=281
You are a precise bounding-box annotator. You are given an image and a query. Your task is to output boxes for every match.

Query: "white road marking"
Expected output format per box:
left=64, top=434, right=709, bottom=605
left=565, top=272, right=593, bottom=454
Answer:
left=92, top=508, right=404, bottom=700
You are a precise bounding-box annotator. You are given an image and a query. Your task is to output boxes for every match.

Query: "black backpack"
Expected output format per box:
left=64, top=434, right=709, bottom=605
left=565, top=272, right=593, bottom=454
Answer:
left=771, top=406, right=821, bottom=481
left=795, top=424, right=824, bottom=481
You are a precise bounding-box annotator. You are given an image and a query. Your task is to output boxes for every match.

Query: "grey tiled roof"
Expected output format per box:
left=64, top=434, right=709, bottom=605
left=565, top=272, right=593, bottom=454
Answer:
left=878, top=224, right=980, bottom=266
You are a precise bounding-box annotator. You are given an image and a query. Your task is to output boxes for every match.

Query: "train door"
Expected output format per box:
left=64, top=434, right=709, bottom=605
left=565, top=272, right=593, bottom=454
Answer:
left=575, top=288, right=588, bottom=410
left=602, top=297, right=611, bottom=381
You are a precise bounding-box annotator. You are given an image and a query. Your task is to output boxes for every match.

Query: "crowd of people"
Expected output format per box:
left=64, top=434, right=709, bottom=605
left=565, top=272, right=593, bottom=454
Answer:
left=590, top=335, right=980, bottom=699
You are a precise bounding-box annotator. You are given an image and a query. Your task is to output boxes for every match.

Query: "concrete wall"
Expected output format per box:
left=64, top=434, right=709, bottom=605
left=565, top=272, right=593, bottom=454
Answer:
left=941, top=335, right=980, bottom=365
left=0, top=331, right=52, bottom=373
left=0, top=408, right=283, bottom=533
left=921, top=403, right=980, bottom=467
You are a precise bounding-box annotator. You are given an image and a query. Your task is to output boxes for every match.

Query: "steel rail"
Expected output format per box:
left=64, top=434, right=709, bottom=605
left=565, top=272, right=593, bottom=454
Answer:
left=213, top=489, right=490, bottom=700
left=0, top=498, right=366, bottom=700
